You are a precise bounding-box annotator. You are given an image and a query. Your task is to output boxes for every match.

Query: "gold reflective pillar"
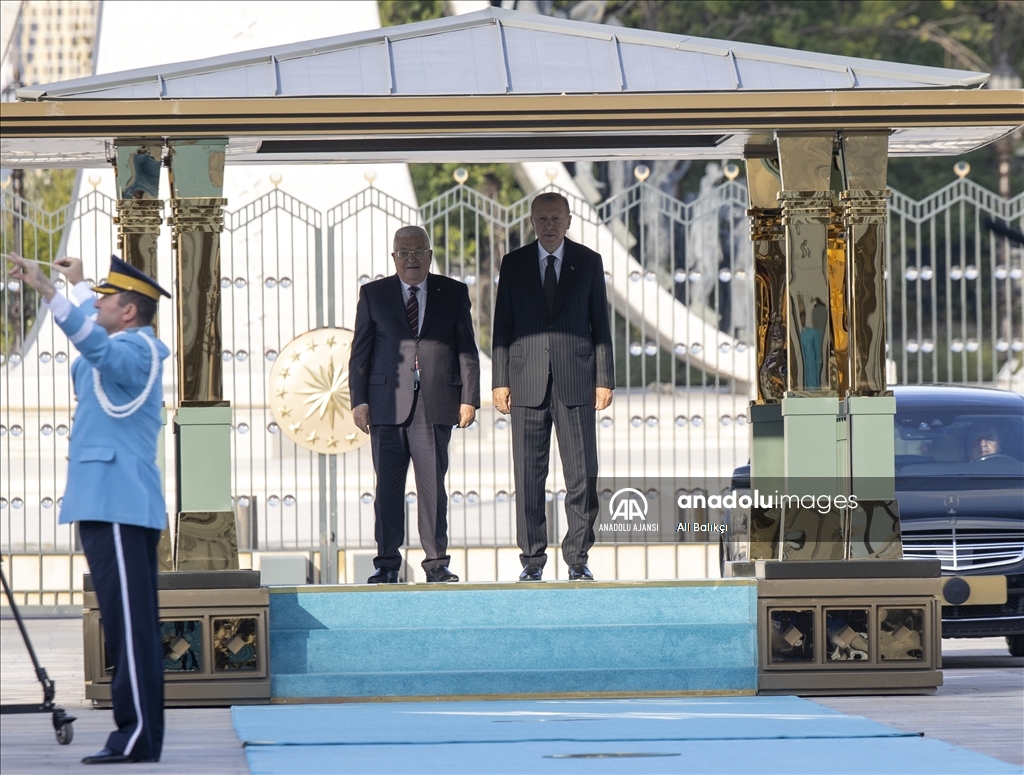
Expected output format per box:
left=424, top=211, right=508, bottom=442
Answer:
left=167, top=140, right=227, bottom=404
left=746, top=157, right=787, bottom=404
left=776, top=133, right=836, bottom=396
left=775, top=133, right=844, bottom=561
left=840, top=131, right=902, bottom=559
left=745, top=156, right=786, bottom=560
left=112, top=141, right=163, bottom=282
left=840, top=132, right=890, bottom=396
left=166, top=139, right=237, bottom=571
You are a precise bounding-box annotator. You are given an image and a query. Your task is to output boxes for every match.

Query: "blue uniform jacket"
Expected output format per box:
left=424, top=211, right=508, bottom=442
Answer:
left=54, top=298, right=171, bottom=529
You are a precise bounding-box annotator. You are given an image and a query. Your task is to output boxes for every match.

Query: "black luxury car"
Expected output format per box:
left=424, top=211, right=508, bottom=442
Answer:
left=724, top=385, right=1024, bottom=656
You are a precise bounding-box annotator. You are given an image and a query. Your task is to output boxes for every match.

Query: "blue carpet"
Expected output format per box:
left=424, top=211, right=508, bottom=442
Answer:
left=243, top=738, right=1017, bottom=775
left=232, top=697, right=1019, bottom=774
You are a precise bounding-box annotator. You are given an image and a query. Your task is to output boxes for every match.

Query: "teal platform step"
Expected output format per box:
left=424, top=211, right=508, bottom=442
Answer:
left=268, top=580, right=757, bottom=701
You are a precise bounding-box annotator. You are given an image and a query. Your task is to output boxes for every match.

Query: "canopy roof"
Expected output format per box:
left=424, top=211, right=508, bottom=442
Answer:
left=15, top=7, right=990, bottom=100
left=2, top=8, right=1020, bottom=167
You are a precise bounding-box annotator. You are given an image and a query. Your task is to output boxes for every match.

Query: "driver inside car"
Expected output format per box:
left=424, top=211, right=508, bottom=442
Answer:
left=967, top=427, right=1001, bottom=462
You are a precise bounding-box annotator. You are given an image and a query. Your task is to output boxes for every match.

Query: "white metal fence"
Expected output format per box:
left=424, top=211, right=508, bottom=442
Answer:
left=2, top=175, right=1021, bottom=600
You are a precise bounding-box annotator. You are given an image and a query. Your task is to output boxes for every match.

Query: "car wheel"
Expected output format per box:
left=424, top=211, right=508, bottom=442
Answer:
left=1008, top=635, right=1024, bottom=658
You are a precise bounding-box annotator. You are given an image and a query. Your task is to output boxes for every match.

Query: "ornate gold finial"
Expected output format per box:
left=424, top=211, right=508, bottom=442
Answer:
left=270, top=173, right=283, bottom=188
left=269, top=328, right=369, bottom=455
left=453, top=167, right=469, bottom=185
left=723, top=163, right=741, bottom=181
left=954, top=161, right=970, bottom=179
left=634, top=164, right=650, bottom=182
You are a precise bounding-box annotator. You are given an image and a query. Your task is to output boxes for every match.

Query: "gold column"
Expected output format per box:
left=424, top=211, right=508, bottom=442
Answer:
left=744, top=157, right=787, bottom=562
left=776, top=133, right=836, bottom=396
left=839, top=131, right=901, bottom=560
left=166, top=139, right=237, bottom=571
left=775, top=133, right=844, bottom=562
left=840, top=132, right=891, bottom=396
left=112, top=141, right=164, bottom=286
left=166, top=141, right=227, bottom=404
left=746, top=157, right=787, bottom=404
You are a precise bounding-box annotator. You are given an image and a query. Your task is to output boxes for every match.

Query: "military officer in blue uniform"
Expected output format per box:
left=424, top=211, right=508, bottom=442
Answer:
left=7, top=253, right=171, bottom=765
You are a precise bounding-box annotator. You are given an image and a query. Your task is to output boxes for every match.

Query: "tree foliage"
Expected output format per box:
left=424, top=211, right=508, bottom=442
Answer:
left=378, top=0, right=445, bottom=28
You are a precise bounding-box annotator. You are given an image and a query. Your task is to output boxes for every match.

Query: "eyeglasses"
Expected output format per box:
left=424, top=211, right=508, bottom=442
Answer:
left=395, top=249, right=430, bottom=259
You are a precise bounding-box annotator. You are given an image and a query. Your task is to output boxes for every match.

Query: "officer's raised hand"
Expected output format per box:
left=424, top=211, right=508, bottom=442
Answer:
left=53, top=256, right=85, bottom=285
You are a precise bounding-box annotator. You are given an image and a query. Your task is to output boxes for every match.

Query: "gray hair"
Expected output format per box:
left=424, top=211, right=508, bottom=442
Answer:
left=531, top=192, right=571, bottom=215
left=393, top=225, right=430, bottom=251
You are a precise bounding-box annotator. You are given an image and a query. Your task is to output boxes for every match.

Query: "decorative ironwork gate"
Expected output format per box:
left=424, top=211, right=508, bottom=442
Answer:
left=2, top=174, right=1021, bottom=601
left=887, top=178, right=1023, bottom=387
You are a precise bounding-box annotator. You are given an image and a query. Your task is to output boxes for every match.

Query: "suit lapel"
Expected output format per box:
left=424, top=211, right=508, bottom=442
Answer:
left=551, top=239, right=581, bottom=317
left=419, top=274, right=443, bottom=338
left=524, top=240, right=549, bottom=314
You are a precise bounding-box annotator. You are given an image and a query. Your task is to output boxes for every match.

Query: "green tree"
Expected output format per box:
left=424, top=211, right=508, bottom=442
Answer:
left=378, top=0, right=445, bottom=28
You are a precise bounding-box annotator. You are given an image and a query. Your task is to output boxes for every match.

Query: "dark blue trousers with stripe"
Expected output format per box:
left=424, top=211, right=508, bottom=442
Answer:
left=80, top=521, right=164, bottom=760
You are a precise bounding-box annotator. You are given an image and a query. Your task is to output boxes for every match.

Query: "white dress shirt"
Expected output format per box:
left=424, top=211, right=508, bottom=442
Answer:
left=45, top=281, right=96, bottom=323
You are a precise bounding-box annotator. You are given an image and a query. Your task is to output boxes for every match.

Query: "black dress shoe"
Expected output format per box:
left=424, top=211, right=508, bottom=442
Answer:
left=82, top=748, right=158, bottom=765
left=425, top=566, right=459, bottom=582
left=367, top=567, right=400, bottom=584
left=519, top=565, right=543, bottom=581
left=568, top=563, right=595, bottom=581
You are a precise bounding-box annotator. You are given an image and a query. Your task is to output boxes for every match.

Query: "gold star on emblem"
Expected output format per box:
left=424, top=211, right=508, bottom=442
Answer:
left=306, top=429, right=318, bottom=442
left=278, top=406, right=292, bottom=417
left=326, top=335, right=337, bottom=348
left=345, top=432, right=358, bottom=441
left=306, top=340, right=319, bottom=353
left=326, top=436, right=338, bottom=448
left=289, top=421, right=302, bottom=432
left=275, top=387, right=286, bottom=398
left=290, top=351, right=303, bottom=363
left=297, top=357, right=350, bottom=428
left=280, top=367, right=291, bottom=379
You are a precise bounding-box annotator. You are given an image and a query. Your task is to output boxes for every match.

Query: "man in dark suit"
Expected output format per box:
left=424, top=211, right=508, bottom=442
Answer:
left=492, top=192, right=614, bottom=582
left=350, top=226, right=480, bottom=583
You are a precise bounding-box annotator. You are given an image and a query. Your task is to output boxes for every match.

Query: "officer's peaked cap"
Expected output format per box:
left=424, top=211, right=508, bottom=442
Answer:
left=94, top=255, right=171, bottom=300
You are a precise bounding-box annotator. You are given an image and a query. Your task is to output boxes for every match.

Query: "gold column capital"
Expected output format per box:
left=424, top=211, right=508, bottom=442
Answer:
left=747, top=207, right=784, bottom=242
left=168, top=197, right=228, bottom=234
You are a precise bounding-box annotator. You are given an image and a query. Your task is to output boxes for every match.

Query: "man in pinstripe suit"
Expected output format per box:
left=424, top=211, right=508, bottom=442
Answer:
left=492, top=193, right=614, bottom=581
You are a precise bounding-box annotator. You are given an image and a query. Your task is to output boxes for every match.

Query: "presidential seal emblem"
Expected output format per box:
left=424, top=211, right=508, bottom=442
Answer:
left=269, top=328, right=368, bottom=454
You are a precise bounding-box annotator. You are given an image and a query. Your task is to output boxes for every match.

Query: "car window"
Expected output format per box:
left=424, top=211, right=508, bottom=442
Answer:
left=894, top=412, right=1024, bottom=475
